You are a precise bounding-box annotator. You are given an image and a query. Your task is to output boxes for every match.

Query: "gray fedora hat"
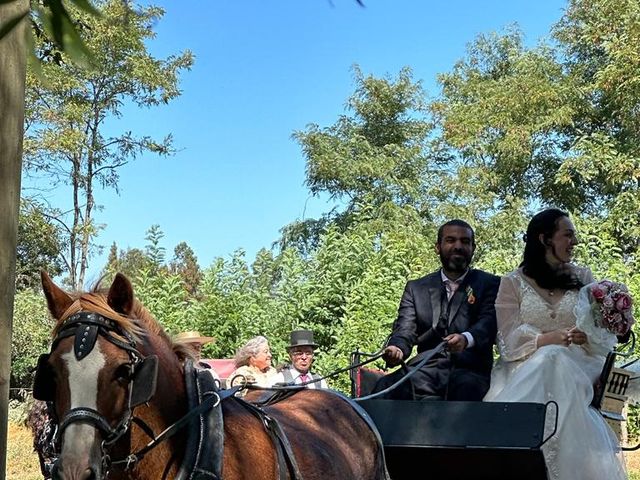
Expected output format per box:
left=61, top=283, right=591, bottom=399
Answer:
left=287, top=329, right=318, bottom=349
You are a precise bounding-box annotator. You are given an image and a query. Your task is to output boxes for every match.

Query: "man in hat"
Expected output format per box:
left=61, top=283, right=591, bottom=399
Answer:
left=174, top=330, right=220, bottom=381
left=271, top=330, right=328, bottom=389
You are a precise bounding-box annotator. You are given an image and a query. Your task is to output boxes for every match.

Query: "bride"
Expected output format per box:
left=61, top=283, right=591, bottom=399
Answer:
left=484, top=208, right=627, bottom=480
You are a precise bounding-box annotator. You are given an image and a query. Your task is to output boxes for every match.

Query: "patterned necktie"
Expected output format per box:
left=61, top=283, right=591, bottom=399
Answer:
left=299, top=373, right=309, bottom=384
left=446, top=279, right=460, bottom=301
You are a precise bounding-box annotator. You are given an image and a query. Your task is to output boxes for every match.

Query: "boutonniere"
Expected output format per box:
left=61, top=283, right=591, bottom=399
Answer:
left=466, top=286, right=476, bottom=304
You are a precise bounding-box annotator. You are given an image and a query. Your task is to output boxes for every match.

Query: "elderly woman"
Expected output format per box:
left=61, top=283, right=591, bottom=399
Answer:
left=227, top=335, right=277, bottom=389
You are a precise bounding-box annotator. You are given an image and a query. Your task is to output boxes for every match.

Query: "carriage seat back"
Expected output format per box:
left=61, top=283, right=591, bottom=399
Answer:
left=353, top=366, right=386, bottom=398
left=201, top=358, right=236, bottom=383
left=350, top=351, right=386, bottom=398
left=592, top=351, right=632, bottom=442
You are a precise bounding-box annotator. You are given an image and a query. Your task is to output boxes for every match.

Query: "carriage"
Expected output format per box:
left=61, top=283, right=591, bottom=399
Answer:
left=348, top=346, right=633, bottom=480
left=31, top=271, right=633, bottom=480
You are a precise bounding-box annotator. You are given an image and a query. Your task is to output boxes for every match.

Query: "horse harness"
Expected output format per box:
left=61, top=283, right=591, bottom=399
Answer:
left=33, top=311, right=304, bottom=480
left=178, top=362, right=304, bottom=480
left=33, top=312, right=159, bottom=475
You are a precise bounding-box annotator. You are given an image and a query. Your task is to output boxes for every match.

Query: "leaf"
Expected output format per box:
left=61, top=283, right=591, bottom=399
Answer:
left=0, top=7, right=28, bottom=41
left=35, top=2, right=93, bottom=69
left=25, top=26, right=44, bottom=79
left=68, top=0, right=101, bottom=17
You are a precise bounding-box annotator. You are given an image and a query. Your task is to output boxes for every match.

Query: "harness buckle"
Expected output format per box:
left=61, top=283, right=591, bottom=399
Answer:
left=124, top=454, right=138, bottom=470
left=204, top=391, right=221, bottom=408
left=101, top=451, right=112, bottom=476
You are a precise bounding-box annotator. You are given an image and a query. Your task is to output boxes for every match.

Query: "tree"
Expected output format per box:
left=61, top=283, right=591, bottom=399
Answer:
left=432, top=1, right=640, bottom=225
left=144, top=224, right=167, bottom=273
left=553, top=0, right=640, bottom=254
left=294, top=66, right=433, bottom=218
left=0, top=1, right=28, bottom=476
left=23, top=0, right=193, bottom=288
left=16, top=198, right=64, bottom=290
left=169, top=242, right=203, bottom=296
left=432, top=27, right=582, bottom=210
left=11, top=290, right=51, bottom=388
left=103, top=242, right=153, bottom=282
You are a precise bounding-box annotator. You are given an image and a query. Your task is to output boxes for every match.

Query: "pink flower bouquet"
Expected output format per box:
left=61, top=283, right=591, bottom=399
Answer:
left=589, top=281, right=635, bottom=336
left=575, top=280, right=635, bottom=356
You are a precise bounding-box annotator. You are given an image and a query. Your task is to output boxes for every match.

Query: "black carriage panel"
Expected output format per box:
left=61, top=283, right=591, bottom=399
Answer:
left=359, top=399, right=549, bottom=480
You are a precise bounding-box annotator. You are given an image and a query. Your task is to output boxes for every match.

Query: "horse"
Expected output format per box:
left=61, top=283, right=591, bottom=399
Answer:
left=33, top=271, right=389, bottom=480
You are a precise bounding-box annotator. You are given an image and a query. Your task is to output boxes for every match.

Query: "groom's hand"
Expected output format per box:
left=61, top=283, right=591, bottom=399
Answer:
left=382, top=345, right=404, bottom=367
left=444, top=333, right=468, bottom=353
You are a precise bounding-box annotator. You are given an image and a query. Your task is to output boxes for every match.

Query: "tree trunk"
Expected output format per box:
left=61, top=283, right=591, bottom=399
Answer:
left=71, top=155, right=81, bottom=288
left=0, top=0, right=28, bottom=477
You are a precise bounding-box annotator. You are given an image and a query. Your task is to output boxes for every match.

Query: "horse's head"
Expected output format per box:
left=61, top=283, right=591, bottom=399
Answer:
left=34, top=272, right=159, bottom=480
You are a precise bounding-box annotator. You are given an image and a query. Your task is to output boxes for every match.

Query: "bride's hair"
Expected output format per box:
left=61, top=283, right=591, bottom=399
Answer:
left=520, top=208, right=583, bottom=290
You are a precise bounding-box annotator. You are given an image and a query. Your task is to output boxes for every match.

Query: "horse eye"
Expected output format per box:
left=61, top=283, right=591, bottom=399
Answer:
left=114, top=364, right=133, bottom=383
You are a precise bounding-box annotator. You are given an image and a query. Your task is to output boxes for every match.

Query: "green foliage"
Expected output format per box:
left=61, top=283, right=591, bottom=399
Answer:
left=133, top=268, right=190, bottom=335
left=145, top=224, right=167, bottom=272
left=169, top=241, right=203, bottom=296
left=103, top=242, right=153, bottom=281
left=294, top=66, right=433, bottom=217
left=88, top=0, right=640, bottom=399
left=11, top=289, right=51, bottom=388
left=23, top=0, right=193, bottom=288
left=433, top=27, right=580, bottom=209
left=16, top=198, right=64, bottom=289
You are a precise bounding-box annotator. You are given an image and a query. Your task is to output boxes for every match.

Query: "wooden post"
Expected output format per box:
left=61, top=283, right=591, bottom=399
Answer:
left=0, top=0, right=29, bottom=477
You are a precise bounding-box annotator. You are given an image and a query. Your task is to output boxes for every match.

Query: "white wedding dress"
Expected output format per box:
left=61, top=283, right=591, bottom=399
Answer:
left=484, top=268, right=627, bottom=480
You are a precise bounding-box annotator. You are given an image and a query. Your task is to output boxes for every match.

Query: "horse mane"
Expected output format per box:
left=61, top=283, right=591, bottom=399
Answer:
left=49, top=279, right=199, bottom=367
left=52, top=287, right=170, bottom=348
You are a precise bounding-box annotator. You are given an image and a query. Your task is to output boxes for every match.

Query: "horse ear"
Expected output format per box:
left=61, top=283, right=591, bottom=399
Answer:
left=107, top=273, right=134, bottom=315
left=41, top=271, right=74, bottom=320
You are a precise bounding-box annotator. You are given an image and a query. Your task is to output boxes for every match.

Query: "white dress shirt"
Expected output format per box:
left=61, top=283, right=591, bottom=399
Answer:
left=440, top=269, right=475, bottom=349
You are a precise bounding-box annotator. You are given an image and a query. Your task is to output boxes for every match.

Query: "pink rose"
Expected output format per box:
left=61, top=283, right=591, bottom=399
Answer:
left=615, top=293, right=633, bottom=311
left=616, top=323, right=629, bottom=336
left=591, top=285, right=606, bottom=300
left=607, top=312, right=623, bottom=330
left=603, top=297, right=614, bottom=309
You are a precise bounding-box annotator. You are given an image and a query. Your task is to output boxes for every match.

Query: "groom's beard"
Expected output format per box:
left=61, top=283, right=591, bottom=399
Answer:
left=439, top=250, right=472, bottom=273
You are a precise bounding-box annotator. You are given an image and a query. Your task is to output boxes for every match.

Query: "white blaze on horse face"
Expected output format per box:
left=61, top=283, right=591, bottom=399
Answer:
left=60, top=342, right=107, bottom=458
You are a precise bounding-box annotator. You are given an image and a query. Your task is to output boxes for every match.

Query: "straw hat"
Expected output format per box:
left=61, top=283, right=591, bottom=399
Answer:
left=174, top=330, right=215, bottom=345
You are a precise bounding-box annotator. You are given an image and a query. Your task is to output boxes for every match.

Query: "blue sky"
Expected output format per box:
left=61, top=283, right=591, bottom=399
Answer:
left=25, top=0, right=567, bottom=285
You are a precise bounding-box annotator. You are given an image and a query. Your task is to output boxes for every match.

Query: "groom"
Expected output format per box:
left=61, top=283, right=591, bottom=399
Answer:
left=373, top=219, right=500, bottom=401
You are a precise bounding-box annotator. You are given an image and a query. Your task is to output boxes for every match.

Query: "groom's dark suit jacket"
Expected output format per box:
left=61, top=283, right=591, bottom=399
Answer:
left=386, top=268, right=500, bottom=397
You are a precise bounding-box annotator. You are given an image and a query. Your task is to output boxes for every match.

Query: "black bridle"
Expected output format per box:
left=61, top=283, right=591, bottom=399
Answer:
left=33, top=311, right=159, bottom=477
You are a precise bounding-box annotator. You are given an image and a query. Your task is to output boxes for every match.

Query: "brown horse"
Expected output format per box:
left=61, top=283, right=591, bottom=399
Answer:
left=34, top=272, right=389, bottom=480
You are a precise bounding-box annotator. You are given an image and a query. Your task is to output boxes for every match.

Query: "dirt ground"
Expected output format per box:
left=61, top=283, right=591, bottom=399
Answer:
left=627, top=446, right=640, bottom=473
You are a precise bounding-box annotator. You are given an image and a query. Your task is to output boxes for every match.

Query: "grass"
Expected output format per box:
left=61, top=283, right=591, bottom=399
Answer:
left=7, top=423, right=42, bottom=480
left=6, top=421, right=640, bottom=479
left=628, top=445, right=640, bottom=480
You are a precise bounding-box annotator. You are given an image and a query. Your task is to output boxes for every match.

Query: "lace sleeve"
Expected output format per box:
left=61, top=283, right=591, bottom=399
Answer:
left=496, top=272, right=541, bottom=361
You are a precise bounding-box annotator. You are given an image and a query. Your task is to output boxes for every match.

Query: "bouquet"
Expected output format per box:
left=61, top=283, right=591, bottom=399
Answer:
left=575, top=280, right=635, bottom=356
